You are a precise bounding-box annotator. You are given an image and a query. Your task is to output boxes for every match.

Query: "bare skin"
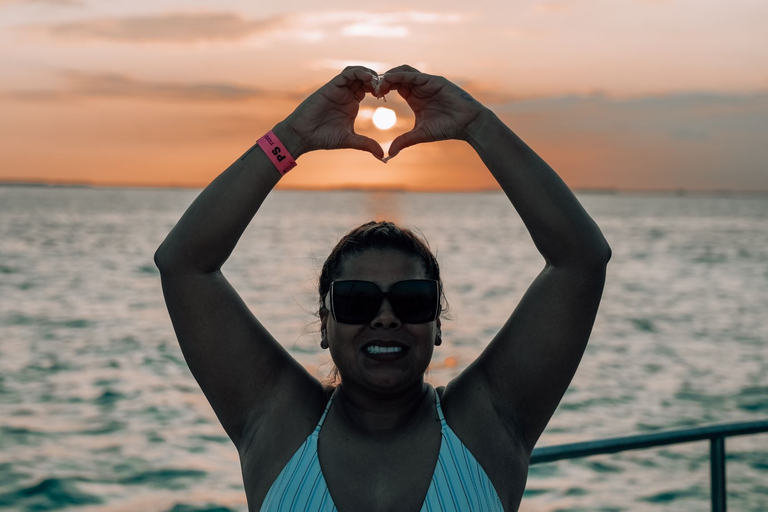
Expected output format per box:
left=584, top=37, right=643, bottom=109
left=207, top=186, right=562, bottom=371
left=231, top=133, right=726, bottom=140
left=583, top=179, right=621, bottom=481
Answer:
left=155, top=65, right=611, bottom=512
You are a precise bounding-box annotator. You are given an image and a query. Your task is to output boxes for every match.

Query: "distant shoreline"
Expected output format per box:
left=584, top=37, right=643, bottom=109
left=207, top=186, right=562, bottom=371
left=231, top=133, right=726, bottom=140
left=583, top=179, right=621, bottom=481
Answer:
left=1, top=180, right=766, bottom=196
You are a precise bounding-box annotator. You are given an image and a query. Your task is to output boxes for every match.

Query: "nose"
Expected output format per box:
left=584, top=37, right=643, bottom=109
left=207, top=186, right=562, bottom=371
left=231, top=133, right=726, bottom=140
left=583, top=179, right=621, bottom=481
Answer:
left=370, top=298, right=401, bottom=329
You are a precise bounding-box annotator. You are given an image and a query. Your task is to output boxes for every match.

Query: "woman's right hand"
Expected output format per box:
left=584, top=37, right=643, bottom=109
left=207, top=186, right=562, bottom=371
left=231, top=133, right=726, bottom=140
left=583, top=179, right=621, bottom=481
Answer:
left=278, top=66, right=385, bottom=161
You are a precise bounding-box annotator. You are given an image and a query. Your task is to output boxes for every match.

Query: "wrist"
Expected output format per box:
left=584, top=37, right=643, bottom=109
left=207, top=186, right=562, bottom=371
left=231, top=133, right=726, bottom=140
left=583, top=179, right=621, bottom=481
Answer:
left=463, top=108, right=498, bottom=149
left=272, top=121, right=307, bottom=160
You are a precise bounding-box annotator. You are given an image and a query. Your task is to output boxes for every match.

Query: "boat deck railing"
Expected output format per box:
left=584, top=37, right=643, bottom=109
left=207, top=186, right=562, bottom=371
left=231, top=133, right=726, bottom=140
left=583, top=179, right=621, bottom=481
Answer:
left=530, top=418, right=768, bottom=511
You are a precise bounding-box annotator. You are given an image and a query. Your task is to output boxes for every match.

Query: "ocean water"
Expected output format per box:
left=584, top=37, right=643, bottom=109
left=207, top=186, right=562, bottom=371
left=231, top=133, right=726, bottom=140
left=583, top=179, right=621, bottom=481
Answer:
left=0, top=185, right=766, bottom=512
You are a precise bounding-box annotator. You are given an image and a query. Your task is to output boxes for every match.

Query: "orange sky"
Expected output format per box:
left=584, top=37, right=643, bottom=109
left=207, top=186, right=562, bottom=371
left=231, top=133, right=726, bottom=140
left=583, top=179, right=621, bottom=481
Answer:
left=1, top=1, right=767, bottom=191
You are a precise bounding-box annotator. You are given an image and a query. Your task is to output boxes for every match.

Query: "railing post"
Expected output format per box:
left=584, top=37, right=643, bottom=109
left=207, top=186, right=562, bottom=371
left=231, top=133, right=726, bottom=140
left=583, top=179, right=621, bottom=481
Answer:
left=710, top=436, right=726, bottom=512
left=530, top=419, right=768, bottom=510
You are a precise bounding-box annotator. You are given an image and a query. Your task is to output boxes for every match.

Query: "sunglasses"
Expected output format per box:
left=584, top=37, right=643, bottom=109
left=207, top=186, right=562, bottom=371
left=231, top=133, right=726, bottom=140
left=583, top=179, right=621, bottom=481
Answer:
left=330, top=279, right=440, bottom=324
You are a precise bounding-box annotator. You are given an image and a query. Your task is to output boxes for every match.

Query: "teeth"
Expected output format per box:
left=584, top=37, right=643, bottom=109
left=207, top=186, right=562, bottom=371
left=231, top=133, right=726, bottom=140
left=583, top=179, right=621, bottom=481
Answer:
left=366, top=346, right=403, bottom=354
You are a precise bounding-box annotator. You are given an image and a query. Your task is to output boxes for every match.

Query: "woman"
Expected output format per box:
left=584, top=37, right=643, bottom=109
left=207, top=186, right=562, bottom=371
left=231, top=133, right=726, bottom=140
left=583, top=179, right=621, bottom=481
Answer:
left=155, top=65, right=611, bottom=512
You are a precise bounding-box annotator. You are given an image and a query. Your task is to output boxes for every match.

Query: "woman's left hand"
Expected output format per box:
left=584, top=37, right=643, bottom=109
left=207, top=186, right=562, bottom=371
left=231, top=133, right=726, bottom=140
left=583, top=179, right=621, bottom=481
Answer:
left=378, top=65, right=489, bottom=158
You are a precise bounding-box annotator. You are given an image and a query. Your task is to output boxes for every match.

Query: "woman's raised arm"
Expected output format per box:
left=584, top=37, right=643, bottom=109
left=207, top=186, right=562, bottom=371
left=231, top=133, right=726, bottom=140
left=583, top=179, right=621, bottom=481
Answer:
left=154, top=67, right=384, bottom=448
left=380, top=65, right=612, bottom=454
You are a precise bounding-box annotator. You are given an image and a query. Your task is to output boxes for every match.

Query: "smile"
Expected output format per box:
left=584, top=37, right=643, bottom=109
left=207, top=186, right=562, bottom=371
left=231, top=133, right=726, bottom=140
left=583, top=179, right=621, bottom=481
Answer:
left=366, top=346, right=403, bottom=354
left=362, top=344, right=409, bottom=361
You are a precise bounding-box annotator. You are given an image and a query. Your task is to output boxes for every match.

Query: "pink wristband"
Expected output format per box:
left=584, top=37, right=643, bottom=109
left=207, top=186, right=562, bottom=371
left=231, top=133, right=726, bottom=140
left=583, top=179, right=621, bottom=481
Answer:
left=257, top=130, right=297, bottom=176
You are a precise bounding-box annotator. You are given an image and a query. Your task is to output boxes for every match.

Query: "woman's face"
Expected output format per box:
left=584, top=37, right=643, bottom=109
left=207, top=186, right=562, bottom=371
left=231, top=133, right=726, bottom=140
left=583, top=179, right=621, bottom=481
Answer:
left=323, top=249, right=440, bottom=394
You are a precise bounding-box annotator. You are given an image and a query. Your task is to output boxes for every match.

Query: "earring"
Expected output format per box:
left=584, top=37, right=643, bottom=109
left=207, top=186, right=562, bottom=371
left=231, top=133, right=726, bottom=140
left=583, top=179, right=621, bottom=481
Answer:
left=435, top=330, right=442, bottom=346
left=320, top=331, right=329, bottom=349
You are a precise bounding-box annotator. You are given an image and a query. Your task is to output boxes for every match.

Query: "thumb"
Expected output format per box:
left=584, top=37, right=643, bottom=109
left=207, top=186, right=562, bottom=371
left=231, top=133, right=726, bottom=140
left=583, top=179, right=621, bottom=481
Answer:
left=388, top=129, right=424, bottom=159
left=344, top=133, right=385, bottom=161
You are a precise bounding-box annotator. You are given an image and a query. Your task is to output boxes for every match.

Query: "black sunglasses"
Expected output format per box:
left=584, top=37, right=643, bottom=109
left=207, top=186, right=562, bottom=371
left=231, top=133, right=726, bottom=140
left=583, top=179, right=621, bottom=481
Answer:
left=330, top=279, right=440, bottom=324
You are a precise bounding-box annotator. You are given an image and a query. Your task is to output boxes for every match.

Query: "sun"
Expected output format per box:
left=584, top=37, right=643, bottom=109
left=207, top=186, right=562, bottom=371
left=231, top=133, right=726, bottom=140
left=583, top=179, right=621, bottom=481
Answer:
left=372, top=107, right=397, bottom=130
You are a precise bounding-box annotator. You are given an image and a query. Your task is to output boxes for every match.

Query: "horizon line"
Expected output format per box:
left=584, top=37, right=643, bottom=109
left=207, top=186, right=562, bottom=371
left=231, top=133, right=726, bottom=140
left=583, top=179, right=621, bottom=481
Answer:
left=1, top=179, right=767, bottom=196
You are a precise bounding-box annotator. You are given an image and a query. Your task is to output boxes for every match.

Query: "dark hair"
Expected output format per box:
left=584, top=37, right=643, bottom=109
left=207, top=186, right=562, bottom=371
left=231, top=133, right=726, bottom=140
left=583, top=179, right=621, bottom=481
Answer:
left=318, top=221, right=448, bottom=390
left=318, top=220, right=447, bottom=320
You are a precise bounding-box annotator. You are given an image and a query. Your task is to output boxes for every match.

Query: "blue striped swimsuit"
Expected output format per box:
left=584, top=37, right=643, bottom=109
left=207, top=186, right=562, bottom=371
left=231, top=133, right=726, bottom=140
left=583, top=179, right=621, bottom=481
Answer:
left=259, top=386, right=505, bottom=511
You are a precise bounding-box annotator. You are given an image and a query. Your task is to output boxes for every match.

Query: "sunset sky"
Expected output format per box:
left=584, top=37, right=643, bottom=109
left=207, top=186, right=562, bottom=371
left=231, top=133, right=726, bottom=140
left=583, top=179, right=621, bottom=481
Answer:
left=1, top=0, right=766, bottom=191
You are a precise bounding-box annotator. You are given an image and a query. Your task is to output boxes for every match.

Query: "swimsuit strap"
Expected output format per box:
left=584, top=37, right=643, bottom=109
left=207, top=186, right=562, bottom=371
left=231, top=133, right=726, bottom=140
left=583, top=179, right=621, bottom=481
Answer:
left=433, top=386, right=448, bottom=426
left=317, top=386, right=446, bottom=433
left=314, top=387, right=338, bottom=434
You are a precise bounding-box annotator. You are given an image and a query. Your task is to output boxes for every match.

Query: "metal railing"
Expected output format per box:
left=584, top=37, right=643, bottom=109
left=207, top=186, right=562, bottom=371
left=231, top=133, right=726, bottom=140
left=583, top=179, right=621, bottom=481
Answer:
left=529, top=419, right=768, bottom=511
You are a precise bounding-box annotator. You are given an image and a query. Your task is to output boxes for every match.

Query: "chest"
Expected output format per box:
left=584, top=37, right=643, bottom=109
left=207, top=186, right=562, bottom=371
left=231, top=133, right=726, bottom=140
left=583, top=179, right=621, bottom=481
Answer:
left=242, top=390, right=528, bottom=512
left=318, top=421, right=442, bottom=512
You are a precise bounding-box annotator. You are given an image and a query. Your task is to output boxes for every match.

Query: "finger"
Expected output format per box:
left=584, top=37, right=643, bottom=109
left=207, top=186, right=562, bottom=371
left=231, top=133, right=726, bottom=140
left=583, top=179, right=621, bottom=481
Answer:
left=344, top=64, right=378, bottom=76
left=388, top=129, right=425, bottom=158
left=383, top=64, right=422, bottom=74
left=370, top=65, right=421, bottom=98
left=379, top=65, right=423, bottom=96
left=344, top=133, right=385, bottom=160
left=380, top=70, right=430, bottom=93
left=334, top=66, right=378, bottom=91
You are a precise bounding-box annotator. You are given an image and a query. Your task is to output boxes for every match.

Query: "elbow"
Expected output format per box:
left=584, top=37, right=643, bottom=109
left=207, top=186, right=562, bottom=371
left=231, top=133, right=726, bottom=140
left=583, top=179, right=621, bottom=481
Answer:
left=588, top=243, right=612, bottom=269
left=598, top=243, right=612, bottom=265
left=154, top=240, right=218, bottom=276
left=563, top=242, right=611, bottom=270
left=154, top=240, right=181, bottom=275
left=588, top=231, right=612, bottom=266
left=153, top=243, right=170, bottom=274
left=564, top=236, right=612, bottom=268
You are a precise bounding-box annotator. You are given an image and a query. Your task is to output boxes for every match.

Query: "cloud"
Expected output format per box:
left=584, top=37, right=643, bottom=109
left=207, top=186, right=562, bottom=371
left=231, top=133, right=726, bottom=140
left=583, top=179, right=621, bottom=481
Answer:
left=341, top=23, right=409, bottom=38
left=26, top=12, right=288, bottom=44
left=24, top=10, right=469, bottom=44
left=0, top=0, right=83, bottom=5
left=304, top=11, right=466, bottom=25
left=316, top=11, right=466, bottom=39
left=4, top=70, right=308, bottom=103
left=490, top=90, right=768, bottom=140
left=487, top=90, right=768, bottom=190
